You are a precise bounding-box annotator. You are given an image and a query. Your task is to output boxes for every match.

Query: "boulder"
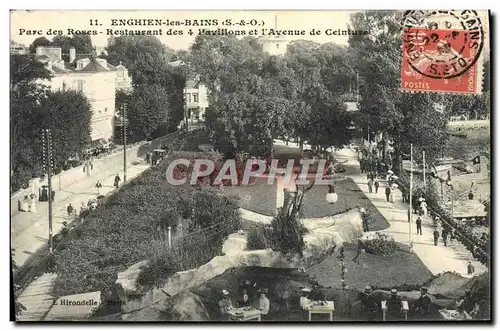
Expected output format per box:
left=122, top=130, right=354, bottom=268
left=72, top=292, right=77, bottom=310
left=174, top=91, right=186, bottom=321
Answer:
left=161, top=291, right=210, bottom=321
left=115, top=260, right=151, bottom=297
left=425, top=272, right=471, bottom=299
left=121, top=291, right=209, bottom=321
left=114, top=260, right=169, bottom=313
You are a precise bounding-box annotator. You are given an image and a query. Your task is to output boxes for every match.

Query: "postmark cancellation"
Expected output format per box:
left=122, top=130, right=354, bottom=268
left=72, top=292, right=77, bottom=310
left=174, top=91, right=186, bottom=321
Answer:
left=401, top=10, right=488, bottom=95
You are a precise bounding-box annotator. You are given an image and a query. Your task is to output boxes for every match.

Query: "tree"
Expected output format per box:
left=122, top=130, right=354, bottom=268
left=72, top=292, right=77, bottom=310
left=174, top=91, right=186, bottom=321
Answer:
left=39, top=90, right=92, bottom=167
left=11, top=54, right=51, bottom=191
left=348, top=11, right=449, bottom=170
left=28, top=36, right=51, bottom=54
left=115, top=89, right=130, bottom=116
left=127, top=84, right=171, bottom=140
left=52, top=35, right=93, bottom=60
left=106, top=36, right=185, bottom=132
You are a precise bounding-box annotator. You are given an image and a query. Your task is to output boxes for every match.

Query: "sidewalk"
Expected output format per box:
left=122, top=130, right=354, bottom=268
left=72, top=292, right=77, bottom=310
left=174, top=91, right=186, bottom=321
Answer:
left=11, top=158, right=150, bottom=268
left=333, top=148, right=487, bottom=277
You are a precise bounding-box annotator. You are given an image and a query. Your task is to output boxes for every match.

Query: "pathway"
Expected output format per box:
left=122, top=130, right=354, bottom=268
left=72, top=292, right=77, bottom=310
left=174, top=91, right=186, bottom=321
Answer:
left=16, top=273, right=57, bottom=321
left=333, top=147, right=487, bottom=277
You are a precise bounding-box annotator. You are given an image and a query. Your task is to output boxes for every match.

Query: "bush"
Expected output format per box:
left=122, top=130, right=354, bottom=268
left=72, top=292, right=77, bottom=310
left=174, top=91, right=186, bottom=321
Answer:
left=246, top=226, right=273, bottom=250
left=270, top=191, right=308, bottom=257
left=362, top=232, right=398, bottom=256
left=51, top=152, right=241, bottom=299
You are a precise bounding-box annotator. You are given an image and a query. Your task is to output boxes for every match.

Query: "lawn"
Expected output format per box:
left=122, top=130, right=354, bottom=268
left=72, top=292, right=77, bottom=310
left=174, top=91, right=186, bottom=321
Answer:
left=223, top=176, right=389, bottom=230
left=307, top=243, right=433, bottom=291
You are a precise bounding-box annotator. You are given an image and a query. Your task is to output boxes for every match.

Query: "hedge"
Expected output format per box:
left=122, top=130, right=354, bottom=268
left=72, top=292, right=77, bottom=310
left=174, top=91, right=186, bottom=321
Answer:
left=49, top=151, right=242, bottom=299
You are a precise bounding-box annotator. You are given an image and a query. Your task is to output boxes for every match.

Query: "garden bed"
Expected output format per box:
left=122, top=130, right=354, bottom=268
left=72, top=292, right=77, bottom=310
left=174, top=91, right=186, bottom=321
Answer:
left=223, top=177, right=390, bottom=231
left=307, top=243, right=433, bottom=291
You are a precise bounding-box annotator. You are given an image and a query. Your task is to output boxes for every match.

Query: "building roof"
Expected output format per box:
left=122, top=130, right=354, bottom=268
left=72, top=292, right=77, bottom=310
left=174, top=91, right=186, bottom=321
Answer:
left=74, top=57, right=117, bottom=73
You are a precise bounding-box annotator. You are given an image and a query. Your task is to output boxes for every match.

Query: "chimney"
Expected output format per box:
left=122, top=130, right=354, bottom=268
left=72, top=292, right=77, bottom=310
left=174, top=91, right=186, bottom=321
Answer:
left=69, top=47, right=76, bottom=63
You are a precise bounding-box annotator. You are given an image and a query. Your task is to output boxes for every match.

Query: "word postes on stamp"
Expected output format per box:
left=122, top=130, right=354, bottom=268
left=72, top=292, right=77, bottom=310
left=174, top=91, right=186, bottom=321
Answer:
left=401, top=10, right=486, bottom=94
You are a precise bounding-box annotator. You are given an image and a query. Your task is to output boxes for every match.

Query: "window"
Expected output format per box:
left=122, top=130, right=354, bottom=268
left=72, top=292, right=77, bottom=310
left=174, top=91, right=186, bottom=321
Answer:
left=193, top=93, right=199, bottom=103
left=62, top=82, right=67, bottom=91
left=76, top=80, right=84, bottom=92
left=186, top=93, right=191, bottom=103
left=276, top=44, right=280, bottom=49
left=104, top=107, right=108, bottom=112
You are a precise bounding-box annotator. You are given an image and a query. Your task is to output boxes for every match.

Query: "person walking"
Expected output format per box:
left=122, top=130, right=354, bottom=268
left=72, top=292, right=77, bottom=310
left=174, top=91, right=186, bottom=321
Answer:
left=114, top=174, right=121, bottom=189
left=374, top=178, right=379, bottom=193
left=67, top=203, right=74, bottom=217
left=433, top=228, right=440, bottom=246
left=467, top=261, right=475, bottom=276
left=442, top=227, right=449, bottom=247
left=95, top=181, right=103, bottom=194
left=385, top=186, right=391, bottom=202
left=29, top=193, right=36, bottom=213
left=367, top=178, right=373, bottom=193
left=22, top=195, right=29, bottom=212
left=416, top=217, right=423, bottom=235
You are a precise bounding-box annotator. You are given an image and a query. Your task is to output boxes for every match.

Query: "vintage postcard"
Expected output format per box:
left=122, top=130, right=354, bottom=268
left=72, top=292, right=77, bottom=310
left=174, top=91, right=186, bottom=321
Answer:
left=10, top=10, right=491, bottom=322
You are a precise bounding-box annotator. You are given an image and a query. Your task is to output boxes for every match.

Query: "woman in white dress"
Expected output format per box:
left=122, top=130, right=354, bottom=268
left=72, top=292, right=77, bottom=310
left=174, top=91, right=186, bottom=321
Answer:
left=29, top=194, right=36, bottom=213
left=22, top=195, right=29, bottom=212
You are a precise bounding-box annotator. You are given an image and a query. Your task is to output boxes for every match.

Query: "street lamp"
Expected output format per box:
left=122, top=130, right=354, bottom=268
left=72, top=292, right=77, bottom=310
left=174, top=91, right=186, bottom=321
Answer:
left=326, top=184, right=338, bottom=204
left=183, top=88, right=188, bottom=132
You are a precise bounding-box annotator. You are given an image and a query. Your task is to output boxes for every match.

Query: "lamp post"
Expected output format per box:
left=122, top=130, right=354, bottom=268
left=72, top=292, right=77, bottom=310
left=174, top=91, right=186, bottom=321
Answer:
left=122, top=103, right=127, bottom=182
left=42, top=128, right=54, bottom=253
left=183, top=88, right=189, bottom=133
left=409, top=143, right=414, bottom=251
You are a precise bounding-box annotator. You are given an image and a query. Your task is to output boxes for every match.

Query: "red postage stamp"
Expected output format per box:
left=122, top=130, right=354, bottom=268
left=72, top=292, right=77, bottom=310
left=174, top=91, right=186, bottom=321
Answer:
left=401, top=10, right=486, bottom=94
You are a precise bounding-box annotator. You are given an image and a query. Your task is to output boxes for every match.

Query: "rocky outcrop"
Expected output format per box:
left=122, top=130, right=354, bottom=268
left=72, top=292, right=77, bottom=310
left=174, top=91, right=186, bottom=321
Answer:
left=116, top=209, right=363, bottom=313
left=162, top=209, right=362, bottom=297
left=425, top=272, right=471, bottom=299
left=114, top=260, right=169, bottom=313
left=122, top=291, right=210, bottom=321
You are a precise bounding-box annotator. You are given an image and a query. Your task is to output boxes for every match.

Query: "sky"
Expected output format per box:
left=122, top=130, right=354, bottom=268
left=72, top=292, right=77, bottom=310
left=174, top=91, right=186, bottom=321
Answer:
left=10, top=10, right=357, bottom=50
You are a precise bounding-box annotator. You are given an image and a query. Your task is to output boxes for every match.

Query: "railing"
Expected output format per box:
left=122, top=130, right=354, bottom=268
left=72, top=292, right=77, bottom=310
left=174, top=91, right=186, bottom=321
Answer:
left=394, top=175, right=490, bottom=267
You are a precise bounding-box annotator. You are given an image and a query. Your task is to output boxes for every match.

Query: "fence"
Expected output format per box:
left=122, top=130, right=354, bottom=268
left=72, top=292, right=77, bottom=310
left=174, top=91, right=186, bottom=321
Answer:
left=394, top=175, right=490, bottom=266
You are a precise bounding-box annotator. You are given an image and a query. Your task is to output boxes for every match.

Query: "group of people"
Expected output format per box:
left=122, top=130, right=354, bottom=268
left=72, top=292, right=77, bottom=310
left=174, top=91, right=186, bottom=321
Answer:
left=18, top=193, right=37, bottom=213
left=218, top=282, right=270, bottom=319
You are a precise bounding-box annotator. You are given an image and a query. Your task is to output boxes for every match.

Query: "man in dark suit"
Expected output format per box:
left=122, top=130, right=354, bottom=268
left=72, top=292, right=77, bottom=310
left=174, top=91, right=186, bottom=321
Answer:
left=414, top=287, right=432, bottom=317
left=433, top=228, right=440, bottom=246
left=360, top=286, right=379, bottom=321
left=416, top=217, right=423, bottom=235
left=386, top=289, right=403, bottom=321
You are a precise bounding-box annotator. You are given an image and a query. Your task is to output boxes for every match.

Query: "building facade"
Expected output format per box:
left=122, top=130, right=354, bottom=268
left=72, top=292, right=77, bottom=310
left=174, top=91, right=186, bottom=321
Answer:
left=184, top=79, right=209, bottom=121
left=35, top=46, right=131, bottom=141
left=115, top=62, right=133, bottom=92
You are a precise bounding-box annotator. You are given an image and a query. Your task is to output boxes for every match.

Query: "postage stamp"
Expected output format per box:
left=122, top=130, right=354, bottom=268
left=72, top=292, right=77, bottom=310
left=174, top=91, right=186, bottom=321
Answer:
left=401, top=10, right=487, bottom=94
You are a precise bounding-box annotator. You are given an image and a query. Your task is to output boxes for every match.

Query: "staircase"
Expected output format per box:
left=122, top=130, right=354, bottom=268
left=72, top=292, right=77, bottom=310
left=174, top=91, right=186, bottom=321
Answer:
left=16, top=273, right=57, bottom=321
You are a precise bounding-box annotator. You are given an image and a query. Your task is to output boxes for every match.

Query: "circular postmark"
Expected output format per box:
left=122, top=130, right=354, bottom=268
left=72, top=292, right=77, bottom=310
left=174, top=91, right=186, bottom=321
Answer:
left=402, top=10, right=484, bottom=79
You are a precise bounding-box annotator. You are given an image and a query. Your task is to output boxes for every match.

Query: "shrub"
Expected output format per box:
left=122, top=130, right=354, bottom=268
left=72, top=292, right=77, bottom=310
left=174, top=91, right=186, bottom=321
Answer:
left=362, top=232, right=398, bottom=256
left=246, top=226, right=273, bottom=250
left=270, top=190, right=308, bottom=257
left=50, top=152, right=242, bottom=299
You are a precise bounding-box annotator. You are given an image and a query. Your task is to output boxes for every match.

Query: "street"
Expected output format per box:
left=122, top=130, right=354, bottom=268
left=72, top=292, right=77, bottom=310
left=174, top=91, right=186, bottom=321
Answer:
left=11, top=156, right=150, bottom=268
